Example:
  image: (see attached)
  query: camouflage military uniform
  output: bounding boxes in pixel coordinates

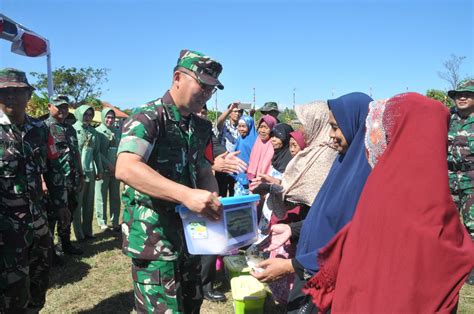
[118,91,213,313]
[0,110,66,311]
[44,114,82,244]
[448,110,474,233]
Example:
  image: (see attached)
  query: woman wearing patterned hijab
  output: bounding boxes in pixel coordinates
[304,93,474,313]
[263,101,338,304]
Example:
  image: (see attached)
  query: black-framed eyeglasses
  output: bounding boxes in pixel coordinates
[179,71,217,95]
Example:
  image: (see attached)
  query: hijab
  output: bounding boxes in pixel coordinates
[270,123,294,173]
[281,101,338,207]
[96,108,118,141]
[73,104,93,128]
[247,115,277,180]
[289,130,306,150]
[234,115,257,164]
[295,92,373,274]
[304,93,474,313]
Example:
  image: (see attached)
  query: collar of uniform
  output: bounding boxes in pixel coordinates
[453,111,474,123]
[46,114,60,125]
[0,108,11,125]
[0,109,39,133]
[160,90,183,123]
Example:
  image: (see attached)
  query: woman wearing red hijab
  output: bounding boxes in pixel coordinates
[304,93,474,313]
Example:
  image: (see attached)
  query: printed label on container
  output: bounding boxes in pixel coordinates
[188,221,208,239]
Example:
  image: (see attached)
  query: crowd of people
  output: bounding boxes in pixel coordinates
[1,47,474,314]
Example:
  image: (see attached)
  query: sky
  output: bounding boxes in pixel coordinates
[1,0,473,111]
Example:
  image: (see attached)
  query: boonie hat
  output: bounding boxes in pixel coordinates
[259,101,280,113]
[0,68,34,90]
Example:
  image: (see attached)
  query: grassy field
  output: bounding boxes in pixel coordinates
[42,216,474,313]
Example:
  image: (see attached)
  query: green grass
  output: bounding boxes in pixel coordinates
[41,213,474,313]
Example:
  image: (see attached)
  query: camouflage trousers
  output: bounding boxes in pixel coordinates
[450,172,474,233]
[0,210,52,312]
[48,190,78,242]
[131,254,203,314]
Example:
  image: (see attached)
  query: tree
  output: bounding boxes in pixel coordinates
[207,110,221,125]
[30,66,109,107]
[426,89,454,108]
[279,108,297,124]
[437,54,466,90]
[85,97,103,111]
[26,92,49,118]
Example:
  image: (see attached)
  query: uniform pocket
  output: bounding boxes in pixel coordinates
[131,259,176,286]
[0,156,18,178]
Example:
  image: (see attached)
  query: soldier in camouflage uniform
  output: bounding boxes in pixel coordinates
[0,68,67,312]
[95,108,121,231]
[447,80,474,236]
[72,105,103,241]
[44,95,84,256]
[115,49,223,313]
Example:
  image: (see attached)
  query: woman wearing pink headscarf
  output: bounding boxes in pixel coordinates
[247,115,277,180]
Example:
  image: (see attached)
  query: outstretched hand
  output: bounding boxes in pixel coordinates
[251,258,294,283]
[265,224,292,252]
[213,151,247,174]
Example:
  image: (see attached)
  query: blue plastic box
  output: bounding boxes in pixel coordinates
[177,194,260,255]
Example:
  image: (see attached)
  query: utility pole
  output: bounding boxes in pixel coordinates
[253,87,256,109]
[214,91,218,129]
[293,88,296,110]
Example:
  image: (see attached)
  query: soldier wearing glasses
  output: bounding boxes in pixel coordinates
[0,68,66,312]
[115,49,222,313]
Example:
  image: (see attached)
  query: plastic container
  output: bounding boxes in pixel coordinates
[177,194,260,255]
[224,255,251,280]
[231,275,266,314]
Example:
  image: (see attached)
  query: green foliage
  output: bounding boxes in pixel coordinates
[253,110,262,123]
[279,107,297,123]
[207,110,221,124]
[426,89,454,108]
[122,108,133,116]
[30,66,109,107]
[85,97,103,111]
[26,92,49,118]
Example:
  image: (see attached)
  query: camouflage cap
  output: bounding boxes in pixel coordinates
[259,101,280,113]
[0,68,34,90]
[176,49,224,90]
[448,79,474,99]
[49,94,70,107]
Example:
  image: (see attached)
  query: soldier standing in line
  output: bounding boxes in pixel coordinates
[115,49,223,313]
[95,108,121,231]
[447,79,474,285]
[0,68,67,311]
[44,95,84,257]
[448,80,474,235]
[72,105,103,241]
